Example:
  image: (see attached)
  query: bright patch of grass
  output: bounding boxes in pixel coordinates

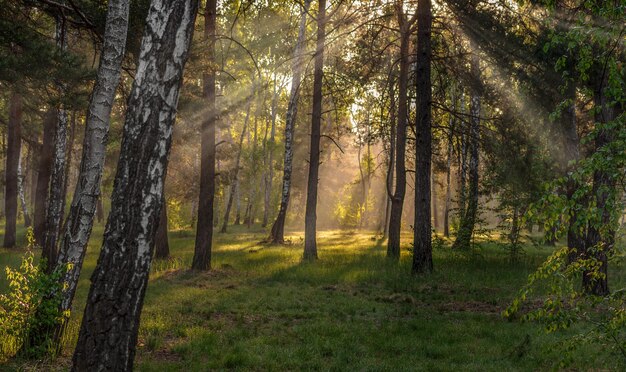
[0,224,624,370]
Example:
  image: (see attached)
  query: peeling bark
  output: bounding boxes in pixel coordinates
[54,0,131,335]
[71,0,200,370]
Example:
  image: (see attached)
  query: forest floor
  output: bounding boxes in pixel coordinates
[1,224,625,371]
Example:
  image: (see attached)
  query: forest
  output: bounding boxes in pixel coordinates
[0,0,624,370]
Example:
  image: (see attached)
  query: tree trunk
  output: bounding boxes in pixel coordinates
[412,0,433,274]
[18,151,31,227]
[269,0,312,244]
[387,5,411,260]
[444,85,456,238]
[42,15,70,273]
[72,1,198,370]
[221,88,253,233]
[303,0,326,260]
[192,0,217,270]
[155,197,170,260]
[451,52,480,251]
[96,196,104,223]
[263,74,279,228]
[4,93,22,248]
[34,109,56,246]
[383,71,396,240]
[53,0,130,345]
[59,111,77,234]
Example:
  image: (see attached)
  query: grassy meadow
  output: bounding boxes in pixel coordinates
[1,223,625,371]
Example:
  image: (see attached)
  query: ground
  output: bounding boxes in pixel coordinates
[1,224,624,370]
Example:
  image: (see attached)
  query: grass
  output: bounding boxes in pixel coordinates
[0,223,624,370]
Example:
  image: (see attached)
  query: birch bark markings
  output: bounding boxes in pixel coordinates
[269,0,312,244]
[72,0,198,369]
[4,93,22,248]
[55,0,130,319]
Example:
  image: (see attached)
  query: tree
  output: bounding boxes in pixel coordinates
[3,92,22,248]
[72,0,198,368]
[386,2,416,260]
[303,0,327,260]
[412,0,433,273]
[155,197,170,259]
[53,0,130,343]
[268,0,311,244]
[192,0,217,271]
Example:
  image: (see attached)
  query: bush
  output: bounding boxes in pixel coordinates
[0,228,69,360]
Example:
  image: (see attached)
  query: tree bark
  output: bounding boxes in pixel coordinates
[263,74,279,227]
[59,111,77,234]
[387,4,411,260]
[412,0,433,274]
[72,1,198,370]
[18,150,31,227]
[303,0,326,260]
[269,0,312,244]
[451,52,480,251]
[155,197,170,260]
[4,93,22,248]
[192,0,217,270]
[53,0,130,342]
[34,109,56,246]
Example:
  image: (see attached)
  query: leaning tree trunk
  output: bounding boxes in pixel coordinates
[451,52,481,251]
[303,0,326,260]
[42,15,70,273]
[4,92,22,248]
[221,89,254,233]
[154,197,170,259]
[72,1,198,370]
[269,0,312,244]
[263,75,279,227]
[34,109,56,246]
[412,0,433,274]
[192,0,217,270]
[387,5,411,260]
[53,0,130,345]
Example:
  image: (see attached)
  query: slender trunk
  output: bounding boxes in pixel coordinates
[269,0,312,244]
[72,1,198,369]
[263,75,279,227]
[412,0,433,274]
[383,72,396,239]
[444,86,456,238]
[18,151,31,227]
[59,111,77,233]
[451,52,480,251]
[221,89,253,233]
[303,0,326,260]
[34,109,56,245]
[53,0,130,340]
[155,197,170,259]
[96,197,104,223]
[192,0,217,270]
[387,6,410,260]
[4,93,22,248]
[431,169,438,233]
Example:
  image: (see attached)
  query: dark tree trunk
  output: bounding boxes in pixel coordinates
[34,109,56,246]
[192,0,217,270]
[71,1,198,370]
[387,5,412,260]
[383,72,396,240]
[269,0,312,244]
[303,0,326,260]
[451,52,481,251]
[155,197,170,259]
[412,0,433,274]
[582,85,619,296]
[59,111,77,234]
[4,93,22,248]
[443,85,456,238]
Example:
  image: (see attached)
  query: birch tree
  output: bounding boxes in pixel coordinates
[72,0,199,369]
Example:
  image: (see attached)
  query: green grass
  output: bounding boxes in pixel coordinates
[0,224,624,370]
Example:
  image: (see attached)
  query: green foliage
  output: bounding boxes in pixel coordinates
[0,228,69,360]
